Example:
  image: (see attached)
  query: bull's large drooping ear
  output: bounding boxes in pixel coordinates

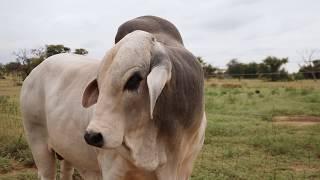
[147,42,172,119]
[82,79,99,108]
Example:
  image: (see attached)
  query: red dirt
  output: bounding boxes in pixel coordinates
[273,115,320,126]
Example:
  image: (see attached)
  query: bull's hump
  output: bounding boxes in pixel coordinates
[115,16,184,46]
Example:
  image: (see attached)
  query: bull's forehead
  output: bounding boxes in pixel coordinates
[98,31,154,91]
[114,31,154,67]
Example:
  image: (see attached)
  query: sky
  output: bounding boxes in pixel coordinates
[1,0,320,72]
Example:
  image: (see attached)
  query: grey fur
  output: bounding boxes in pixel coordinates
[115,16,204,137]
[115,16,184,46]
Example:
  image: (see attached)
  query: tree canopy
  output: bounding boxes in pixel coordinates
[197,56,218,78]
[46,45,71,57]
[2,45,89,80]
[74,48,88,55]
[226,56,289,81]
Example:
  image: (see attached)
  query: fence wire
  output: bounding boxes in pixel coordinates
[206,70,320,79]
[0,76,320,179]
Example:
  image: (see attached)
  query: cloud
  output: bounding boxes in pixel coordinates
[1,0,320,72]
[228,0,262,7]
[204,14,261,32]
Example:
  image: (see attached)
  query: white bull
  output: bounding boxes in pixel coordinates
[21,16,206,180]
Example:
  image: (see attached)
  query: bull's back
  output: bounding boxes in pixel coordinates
[21,53,99,125]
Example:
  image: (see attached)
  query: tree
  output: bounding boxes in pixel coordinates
[197,56,206,67]
[31,47,46,59]
[46,44,71,57]
[12,47,46,80]
[244,62,259,78]
[13,49,31,67]
[225,57,289,81]
[226,59,244,78]
[13,49,32,79]
[204,64,217,77]
[257,63,269,79]
[74,48,88,55]
[299,59,320,79]
[0,63,5,79]
[298,49,320,80]
[263,56,288,72]
[6,45,85,80]
[30,47,46,64]
[197,56,217,78]
[262,56,288,81]
[4,62,21,74]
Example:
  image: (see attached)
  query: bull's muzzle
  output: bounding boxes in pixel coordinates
[84,131,104,148]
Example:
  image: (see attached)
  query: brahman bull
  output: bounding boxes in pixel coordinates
[20,16,206,180]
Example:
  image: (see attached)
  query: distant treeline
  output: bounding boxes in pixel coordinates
[198,56,320,81]
[0,45,88,80]
[1,45,319,82]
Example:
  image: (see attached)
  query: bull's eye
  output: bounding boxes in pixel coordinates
[124,72,143,91]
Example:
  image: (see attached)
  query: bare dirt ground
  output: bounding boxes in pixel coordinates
[273,115,320,126]
[0,160,37,179]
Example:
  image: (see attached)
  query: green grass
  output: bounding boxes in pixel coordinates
[192,80,320,179]
[1,78,320,179]
[0,78,36,179]
[0,157,12,174]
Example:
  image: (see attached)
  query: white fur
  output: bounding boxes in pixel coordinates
[21,31,206,180]
[21,54,103,179]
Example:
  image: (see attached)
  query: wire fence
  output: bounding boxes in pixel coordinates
[205,71,320,80]
[0,76,320,178]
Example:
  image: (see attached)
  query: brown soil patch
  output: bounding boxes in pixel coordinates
[0,167,36,176]
[273,115,320,126]
[221,83,242,88]
[0,160,36,177]
[290,164,319,172]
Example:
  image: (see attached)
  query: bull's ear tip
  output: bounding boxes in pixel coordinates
[147,67,171,122]
[82,79,99,108]
[150,112,153,119]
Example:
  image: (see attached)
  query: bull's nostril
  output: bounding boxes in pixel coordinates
[84,131,104,148]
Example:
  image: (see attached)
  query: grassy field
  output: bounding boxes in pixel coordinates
[0,77,320,179]
[0,77,36,179]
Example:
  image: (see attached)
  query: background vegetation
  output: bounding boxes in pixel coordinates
[0,49,319,179]
[0,45,88,81]
[198,49,320,81]
[0,76,320,179]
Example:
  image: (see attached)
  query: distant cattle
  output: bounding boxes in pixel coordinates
[21,16,206,180]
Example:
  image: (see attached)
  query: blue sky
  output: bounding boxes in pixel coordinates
[1,0,320,72]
